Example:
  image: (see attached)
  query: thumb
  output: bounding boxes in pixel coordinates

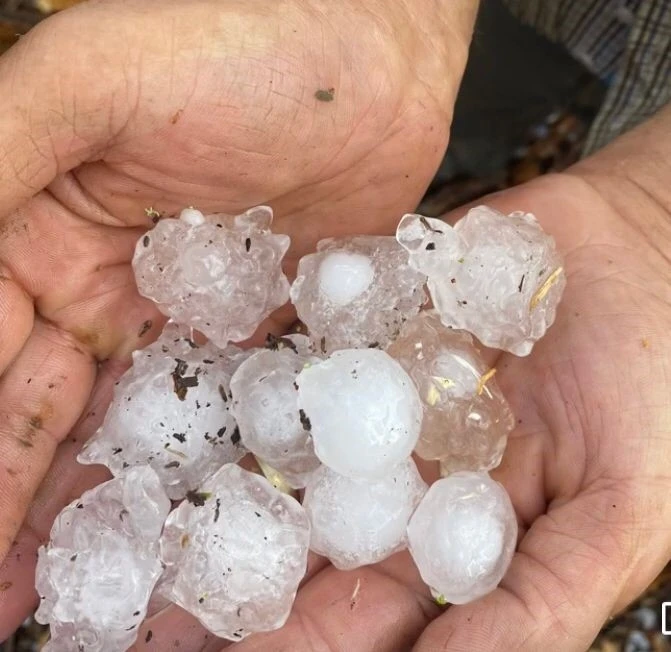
[0,2,135,218]
[413,488,658,652]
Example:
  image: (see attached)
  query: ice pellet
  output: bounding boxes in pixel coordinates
[290,236,427,353]
[407,471,517,604]
[78,323,250,500]
[296,349,423,479]
[230,334,321,488]
[158,464,310,641]
[133,206,290,347]
[387,310,514,471]
[397,207,566,355]
[35,467,170,652]
[303,459,427,569]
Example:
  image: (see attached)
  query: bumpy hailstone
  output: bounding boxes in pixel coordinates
[159,464,310,641]
[296,349,422,479]
[78,322,250,500]
[407,471,517,605]
[303,459,428,570]
[35,466,170,652]
[290,236,427,353]
[397,206,566,356]
[133,205,290,347]
[230,334,321,488]
[386,310,515,471]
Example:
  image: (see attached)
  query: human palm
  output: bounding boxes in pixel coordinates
[0,0,473,640]
[1,2,670,651]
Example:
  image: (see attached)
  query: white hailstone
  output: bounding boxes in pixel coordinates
[290,236,427,353]
[35,467,170,652]
[407,471,517,605]
[303,459,428,570]
[386,310,515,471]
[230,334,321,489]
[296,349,422,479]
[397,207,566,356]
[159,464,310,641]
[133,205,290,347]
[78,322,250,500]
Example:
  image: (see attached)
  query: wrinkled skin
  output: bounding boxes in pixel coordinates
[0,1,670,650]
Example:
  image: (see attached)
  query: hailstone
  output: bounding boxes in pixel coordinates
[133,205,290,347]
[386,310,515,471]
[35,467,170,652]
[78,322,250,499]
[303,459,427,570]
[296,349,423,479]
[230,334,321,488]
[397,206,566,355]
[407,471,517,604]
[290,236,427,353]
[158,464,310,641]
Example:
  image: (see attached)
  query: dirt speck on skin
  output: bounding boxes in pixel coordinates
[315,88,335,102]
[138,320,153,338]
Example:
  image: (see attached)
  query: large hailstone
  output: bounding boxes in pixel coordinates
[78,323,250,500]
[133,206,290,347]
[386,310,515,471]
[290,236,427,353]
[35,467,170,652]
[303,459,427,570]
[407,471,517,604]
[296,349,422,479]
[230,334,321,489]
[159,464,310,641]
[396,206,566,356]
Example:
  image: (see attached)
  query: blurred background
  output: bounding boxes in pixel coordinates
[0,1,669,650]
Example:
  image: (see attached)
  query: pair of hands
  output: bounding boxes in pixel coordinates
[0,1,669,650]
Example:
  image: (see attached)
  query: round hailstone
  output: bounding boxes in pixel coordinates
[78,322,251,500]
[303,459,428,570]
[35,467,170,652]
[407,471,517,604]
[386,310,515,471]
[133,205,290,347]
[397,207,566,356]
[158,464,310,641]
[296,349,422,479]
[290,236,427,353]
[318,251,375,306]
[230,334,321,488]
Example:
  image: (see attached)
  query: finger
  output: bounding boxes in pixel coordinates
[0,319,96,561]
[414,488,648,652]
[0,193,165,360]
[0,359,122,639]
[133,605,227,652]
[0,265,33,373]
[0,3,135,217]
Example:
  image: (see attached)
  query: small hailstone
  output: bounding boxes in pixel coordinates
[296,349,422,479]
[159,464,310,641]
[290,236,427,353]
[386,310,514,471]
[230,334,321,489]
[407,471,517,604]
[35,467,170,652]
[78,322,250,500]
[133,205,290,347]
[303,459,427,570]
[397,207,566,355]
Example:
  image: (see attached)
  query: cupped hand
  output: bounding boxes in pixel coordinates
[0,0,477,641]
[136,110,668,651]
